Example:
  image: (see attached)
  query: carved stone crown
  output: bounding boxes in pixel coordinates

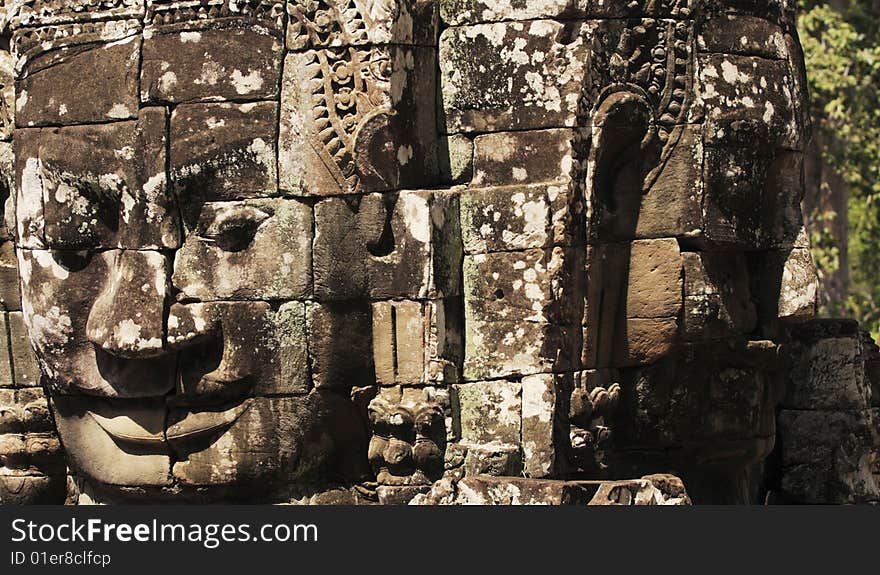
[147,0,285,28]
[5,0,144,29]
[4,0,288,30]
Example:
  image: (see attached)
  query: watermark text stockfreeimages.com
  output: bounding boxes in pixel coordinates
[10,518,318,549]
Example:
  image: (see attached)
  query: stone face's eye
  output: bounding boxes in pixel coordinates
[50,250,92,273]
[204,206,270,252]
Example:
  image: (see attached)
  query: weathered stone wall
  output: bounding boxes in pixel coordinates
[769,320,880,504]
[0,38,66,503]
[437,0,818,504]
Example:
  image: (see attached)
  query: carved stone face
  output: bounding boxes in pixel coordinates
[438,1,815,500]
[3,0,817,504]
[8,0,431,501]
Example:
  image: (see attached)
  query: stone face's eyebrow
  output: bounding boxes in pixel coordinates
[169,101,279,204]
[13,107,178,251]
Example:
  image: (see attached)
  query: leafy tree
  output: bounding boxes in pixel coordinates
[799,0,880,338]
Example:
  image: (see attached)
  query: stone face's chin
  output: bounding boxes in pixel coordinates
[50,392,354,497]
[51,395,175,489]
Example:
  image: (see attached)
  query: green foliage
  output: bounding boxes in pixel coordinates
[799,1,880,338]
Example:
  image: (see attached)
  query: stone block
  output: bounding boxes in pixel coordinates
[777,248,818,322]
[463,247,576,325]
[441,0,592,25]
[10,0,144,28]
[779,409,880,504]
[86,250,169,358]
[142,25,282,104]
[464,317,577,380]
[371,299,463,386]
[438,476,595,505]
[588,477,691,505]
[313,196,372,299]
[453,380,521,446]
[366,191,461,299]
[472,129,579,188]
[307,302,374,390]
[170,102,278,202]
[314,191,461,300]
[15,108,178,249]
[439,134,473,184]
[631,125,703,240]
[697,14,788,59]
[583,240,681,368]
[522,373,557,478]
[626,239,683,319]
[8,312,40,388]
[460,183,573,254]
[612,317,678,367]
[682,251,757,339]
[0,241,21,311]
[0,315,12,387]
[287,0,438,49]
[703,147,804,249]
[372,300,424,386]
[463,443,522,477]
[614,342,777,453]
[16,35,140,126]
[440,21,592,133]
[376,485,431,505]
[785,337,870,411]
[697,54,804,150]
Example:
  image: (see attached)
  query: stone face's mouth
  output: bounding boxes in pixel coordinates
[88,397,254,448]
[166,400,253,444]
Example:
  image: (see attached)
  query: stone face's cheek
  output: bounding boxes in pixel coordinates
[173,199,313,301]
[168,301,310,398]
[170,392,363,487]
[18,249,102,391]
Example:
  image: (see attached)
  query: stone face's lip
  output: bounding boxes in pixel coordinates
[88,410,164,446]
[88,398,253,447]
[166,399,253,443]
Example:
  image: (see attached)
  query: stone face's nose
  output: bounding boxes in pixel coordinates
[85,250,170,359]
